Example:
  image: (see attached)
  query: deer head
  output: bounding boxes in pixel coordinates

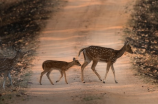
[125,41,133,54]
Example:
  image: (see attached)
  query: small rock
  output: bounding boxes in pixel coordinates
[27,81,33,84]
[16,94,21,97]
[134,73,137,76]
[12,89,17,92]
[149,74,153,77]
[21,92,27,95]
[103,93,106,95]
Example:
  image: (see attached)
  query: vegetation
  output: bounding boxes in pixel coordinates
[0,0,63,103]
[124,0,158,81]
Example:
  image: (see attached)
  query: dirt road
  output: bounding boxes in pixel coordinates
[15,0,158,104]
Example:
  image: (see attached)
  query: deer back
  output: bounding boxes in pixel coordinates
[85,46,118,62]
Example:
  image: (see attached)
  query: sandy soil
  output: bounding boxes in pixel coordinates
[14,0,158,104]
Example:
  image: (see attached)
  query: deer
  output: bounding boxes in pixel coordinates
[0,50,26,89]
[39,58,81,85]
[78,41,133,83]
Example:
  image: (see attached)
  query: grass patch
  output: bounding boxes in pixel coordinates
[82,95,102,102]
[0,0,67,103]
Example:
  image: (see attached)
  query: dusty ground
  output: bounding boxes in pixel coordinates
[13,0,158,104]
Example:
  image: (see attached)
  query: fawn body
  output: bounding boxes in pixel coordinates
[39,58,81,85]
[78,41,133,83]
[0,51,25,89]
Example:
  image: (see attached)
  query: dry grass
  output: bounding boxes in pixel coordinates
[124,0,158,82]
[0,0,67,103]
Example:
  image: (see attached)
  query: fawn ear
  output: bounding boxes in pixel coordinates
[73,57,76,61]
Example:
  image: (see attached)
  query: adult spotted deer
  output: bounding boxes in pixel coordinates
[39,58,81,85]
[0,51,26,89]
[78,41,133,83]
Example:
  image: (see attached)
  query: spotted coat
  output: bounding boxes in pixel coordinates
[85,46,118,63]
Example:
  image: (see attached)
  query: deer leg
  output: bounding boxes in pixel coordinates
[91,60,102,81]
[46,71,54,85]
[111,64,118,83]
[81,61,91,83]
[56,71,63,83]
[8,72,13,87]
[63,71,68,84]
[103,62,111,83]
[39,70,47,85]
[3,71,8,89]
[81,49,91,83]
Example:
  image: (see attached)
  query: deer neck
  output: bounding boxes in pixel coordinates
[66,61,74,70]
[13,53,19,60]
[116,44,126,58]
[13,52,21,62]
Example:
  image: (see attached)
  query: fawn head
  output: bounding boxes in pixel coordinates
[73,58,81,66]
[125,41,133,54]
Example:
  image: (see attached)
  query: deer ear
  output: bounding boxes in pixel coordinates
[125,41,129,45]
[73,58,76,61]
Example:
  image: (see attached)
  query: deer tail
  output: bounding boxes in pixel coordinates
[78,48,85,57]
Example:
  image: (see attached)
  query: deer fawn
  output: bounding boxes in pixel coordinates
[78,41,133,83]
[39,58,81,85]
[0,51,26,89]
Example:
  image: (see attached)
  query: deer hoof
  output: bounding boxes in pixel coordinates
[83,81,85,83]
[115,81,118,83]
[100,79,102,81]
[56,81,58,83]
[103,81,105,84]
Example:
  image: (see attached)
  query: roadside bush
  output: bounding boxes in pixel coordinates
[124,0,158,81]
[0,0,57,89]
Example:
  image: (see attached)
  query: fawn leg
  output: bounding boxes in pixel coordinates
[91,60,102,81]
[39,70,47,85]
[63,71,68,84]
[111,64,118,83]
[56,71,63,83]
[103,62,111,83]
[46,71,54,85]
